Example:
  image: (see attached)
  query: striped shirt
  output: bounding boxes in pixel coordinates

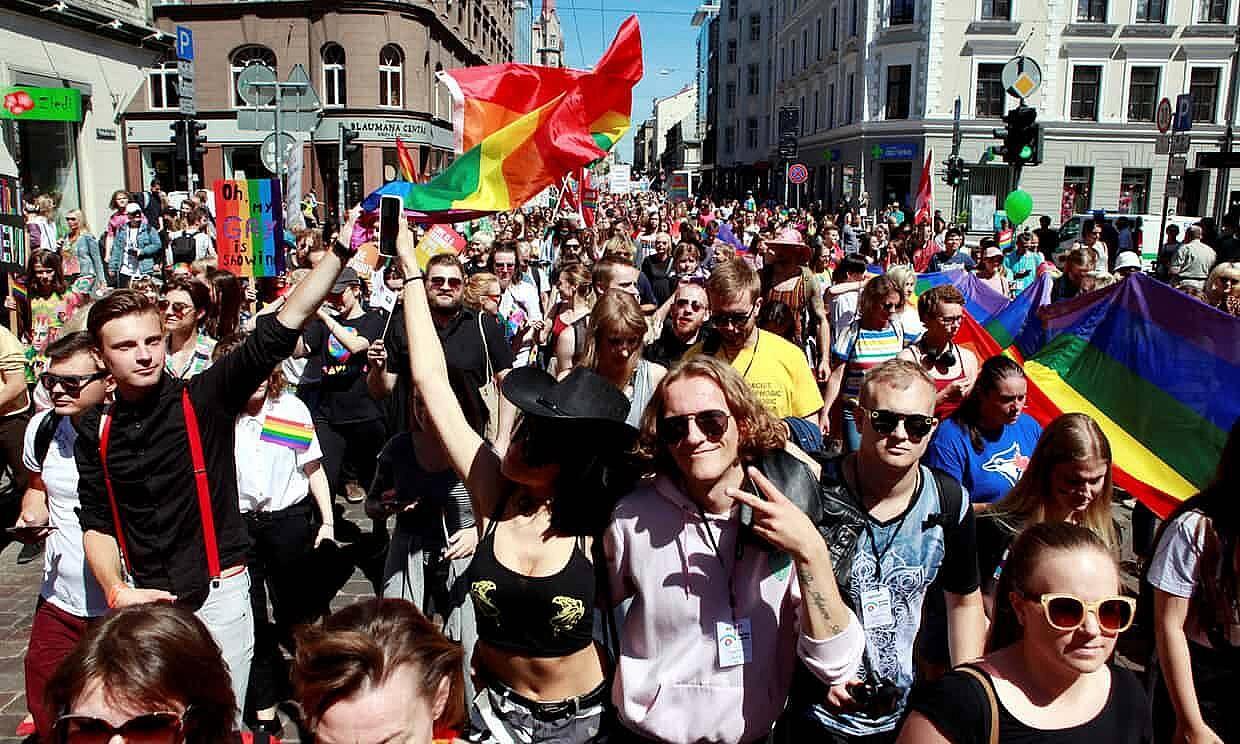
[832,323,907,404]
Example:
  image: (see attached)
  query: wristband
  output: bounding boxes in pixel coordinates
[403,275,425,288]
[332,239,356,260]
[107,583,125,609]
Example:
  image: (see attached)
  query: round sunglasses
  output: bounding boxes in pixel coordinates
[658,409,731,445]
[1023,592,1136,634]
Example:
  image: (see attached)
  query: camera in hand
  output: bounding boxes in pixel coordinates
[851,676,901,717]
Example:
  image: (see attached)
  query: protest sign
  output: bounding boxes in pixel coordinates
[415,224,466,269]
[213,179,285,278]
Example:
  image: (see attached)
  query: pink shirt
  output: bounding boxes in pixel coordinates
[605,474,865,744]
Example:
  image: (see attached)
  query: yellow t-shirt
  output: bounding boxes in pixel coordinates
[688,329,824,419]
[0,325,31,417]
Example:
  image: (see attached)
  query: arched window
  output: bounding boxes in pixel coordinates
[379,44,404,108]
[322,43,346,107]
[230,45,277,108]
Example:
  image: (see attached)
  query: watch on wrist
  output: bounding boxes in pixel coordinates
[332,238,356,260]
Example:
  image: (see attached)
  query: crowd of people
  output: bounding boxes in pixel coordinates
[0,182,1237,744]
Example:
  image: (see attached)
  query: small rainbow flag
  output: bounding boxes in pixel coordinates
[260,416,315,451]
[9,274,26,304]
[396,138,418,182]
[998,228,1014,253]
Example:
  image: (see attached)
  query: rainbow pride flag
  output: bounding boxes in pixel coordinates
[362,17,642,220]
[260,416,315,451]
[396,138,418,182]
[913,269,1010,324]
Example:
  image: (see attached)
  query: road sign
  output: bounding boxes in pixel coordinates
[1001,56,1042,99]
[1173,94,1193,132]
[239,109,318,132]
[175,25,193,61]
[1155,97,1172,133]
[177,59,195,116]
[787,163,808,184]
[1196,151,1240,169]
[237,64,276,106]
[1155,134,1170,154]
[1166,179,1183,198]
[260,132,299,174]
[279,65,320,112]
[1171,133,1191,154]
[1169,155,1187,179]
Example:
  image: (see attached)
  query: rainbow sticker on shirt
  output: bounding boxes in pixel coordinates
[327,328,356,363]
[259,416,315,451]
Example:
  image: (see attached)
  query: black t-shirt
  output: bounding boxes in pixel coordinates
[905,664,1152,744]
[302,310,386,424]
[641,254,674,305]
[975,512,1018,596]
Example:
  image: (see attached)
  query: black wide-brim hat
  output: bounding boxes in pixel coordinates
[502,366,638,446]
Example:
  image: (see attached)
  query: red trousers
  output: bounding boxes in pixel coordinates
[25,598,94,740]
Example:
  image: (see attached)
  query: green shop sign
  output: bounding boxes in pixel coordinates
[1,87,83,122]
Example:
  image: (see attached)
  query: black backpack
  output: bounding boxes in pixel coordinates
[169,230,200,265]
[33,412,63,467]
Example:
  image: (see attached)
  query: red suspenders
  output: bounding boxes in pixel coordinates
[98,388,222,580]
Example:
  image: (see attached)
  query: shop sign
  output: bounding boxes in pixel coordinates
[96,128,117,140]
[869,142,918,160]
[0,87,82,122]
[316,117,452,148]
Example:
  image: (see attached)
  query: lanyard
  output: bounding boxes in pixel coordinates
[851,459,921,583]
[696,504,740,618]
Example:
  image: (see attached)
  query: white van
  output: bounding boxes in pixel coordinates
[1055,212,1200,269]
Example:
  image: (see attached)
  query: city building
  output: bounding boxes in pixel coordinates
[531,0,563,68]
[633,118,654,174]
[650,83,698,184]
[1,0,169,230]
[513,0,534,64]
[121,0,511,216]
[768,0,1238,224]
[692,0,720,192]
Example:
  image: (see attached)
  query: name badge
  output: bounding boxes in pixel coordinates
[716,618,753,668]
[861,586,895,629]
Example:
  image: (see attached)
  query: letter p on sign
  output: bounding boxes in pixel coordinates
[176,26,194,61]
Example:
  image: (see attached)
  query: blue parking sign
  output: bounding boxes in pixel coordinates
[176,26,194,61]
[1173,93,1192,132]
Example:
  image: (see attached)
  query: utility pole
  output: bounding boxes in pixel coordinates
[1212,24,1240,222]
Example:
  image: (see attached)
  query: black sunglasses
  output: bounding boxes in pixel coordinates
[54,710,186,744]
[658,409,731,445]
[710,304,756,328]
[863,407,937,439]
[40,371,107,396]
[673,298,707,312]
[428,276,463,290]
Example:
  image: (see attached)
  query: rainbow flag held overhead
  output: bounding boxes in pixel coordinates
[396,138,418,182]
[982,272,1053,359]
[914,269,1010,325]
[362,17,642,221]
[260,416,315,451]
[997,229,1014,253]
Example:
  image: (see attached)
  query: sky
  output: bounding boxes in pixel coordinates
[543,0,704,163]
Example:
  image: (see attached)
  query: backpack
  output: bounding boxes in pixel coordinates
[169,231,200,265]
[33,412,63,467]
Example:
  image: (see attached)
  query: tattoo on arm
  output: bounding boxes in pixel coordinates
[799,566,845,636]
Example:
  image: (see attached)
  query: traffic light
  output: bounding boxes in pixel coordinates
[169,119,187,153]
[188,121,208,159]
[994,105,1042,167]
[942,155,965,187]
[338,126,360,162]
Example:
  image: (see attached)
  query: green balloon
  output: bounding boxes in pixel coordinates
[1004,189,1034,226]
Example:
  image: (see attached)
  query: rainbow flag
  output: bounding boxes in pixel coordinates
[396,138,418,182]
[958,275,1237,517]
[997,229,1014,253]
[260,416,315,451]
[362,17,642,220]
[212,179,285,278]
[9,273,26,304]
[913,269,1010,324]
[982,272,1053,359]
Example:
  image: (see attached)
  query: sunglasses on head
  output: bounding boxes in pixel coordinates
[54,710,186,744]
[1023,592,1136,634]
[863,408,937,439]
[40,371,107,396]
[158,299,193,316]
[673,298,706,312]
[428,276,463,290]
[658,409,731,445]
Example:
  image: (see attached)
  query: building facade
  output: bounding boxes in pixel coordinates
[651,84,698,181]
[122,0,510,217]
[633,118,653,174]
[766,0,1238,224]
[531,0,563,67]
[712,0,777,198]
[1,0,169,231]
[692,1,720,191]
[513,0,533,63]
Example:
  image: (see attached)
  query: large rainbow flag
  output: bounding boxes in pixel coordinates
[955,274,1237,517]
[914,269,1010,324]
[362,17,642,220]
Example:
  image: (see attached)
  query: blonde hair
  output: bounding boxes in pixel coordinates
[558,262,595,310]
[65,208,92,237]
[636,355,786,470]
[706,258,761,304]
[887,265,916,294]
[1063,246,1097,270]
[989,413,1118,549]
[580,290,646,372]
[462,272,499,312]
[1205,261,1240,305]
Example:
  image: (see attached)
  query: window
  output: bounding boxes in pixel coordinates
[747,64,760,95]
[975,63,1005,117]
[727,39,737,64]
[780,46,786,81]
[148,61,180,110]
[890,0,914,24]
[816,17,823,60]
[1126,66,1159,121]
[1135,0,1166,21]
[1200,0,1229,22]
[846,73,855,123]
[727,0,737,20]
[814,89,820,130]
[725,125,736,153]
[379,44,404,108]
[726,81,737,108]
[767,59,773,92]
[1070,65,1102,121]
[1076,0,1107,21]
[750,13,762,40]
[1063,167,1094,216]
[791,40,797,75]
[828,82,836,127]
[800,95,806,133]
[831,6,839,49]
[802,29,808,68]
[886,64,911,119]
[321,43,346,107]
[850,0,858,35]
[230,45,277,108]
[1189,68,1220,123]
[746,117,759,148]
[1119,169,1151,213]
[981,0,1011,19]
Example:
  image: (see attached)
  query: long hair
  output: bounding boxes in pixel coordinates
[636,355,786,474]
[205,270,243,340]
[580,290,646,374]
[952,355,1027,455]
[65,208,92,239]
[46,604,236,743]
[26,249,68,298]
[857,274,903,326]
[989,413,1117,548]
[987,521,1116,653]
[1147,417,1240,648]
